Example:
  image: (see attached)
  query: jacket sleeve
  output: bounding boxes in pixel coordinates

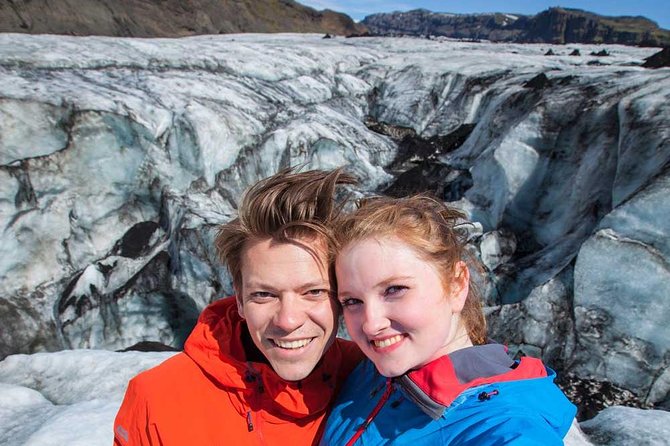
[113,377,162,446]
[452,414,568,445]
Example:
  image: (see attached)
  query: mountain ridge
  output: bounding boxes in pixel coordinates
[362,7,670,47]
[0,0,365,37]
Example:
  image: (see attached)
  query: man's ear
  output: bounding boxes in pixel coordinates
[450,261,470,313]
[234,285,245,319]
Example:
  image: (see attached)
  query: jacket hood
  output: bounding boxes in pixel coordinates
[184,296,348,419]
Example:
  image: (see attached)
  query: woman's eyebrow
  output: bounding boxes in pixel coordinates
[337,276,414,298]
[374,275,413,288]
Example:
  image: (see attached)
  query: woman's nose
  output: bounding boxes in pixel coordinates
[361,302,390,337]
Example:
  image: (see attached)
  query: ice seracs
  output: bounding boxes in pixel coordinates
[0,33,668,414]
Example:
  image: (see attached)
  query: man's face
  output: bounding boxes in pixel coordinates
[236,237,337,381]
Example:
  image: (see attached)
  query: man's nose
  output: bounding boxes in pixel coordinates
[274,295,307,332]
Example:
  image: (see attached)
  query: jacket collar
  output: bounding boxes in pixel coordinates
[396,345,548,420]
[184,296,343,419]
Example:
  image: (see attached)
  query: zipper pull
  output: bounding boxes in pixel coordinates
[478,389,499,401]
[246,410,254,432]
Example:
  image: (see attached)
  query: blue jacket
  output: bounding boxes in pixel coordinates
[322,345,576,445]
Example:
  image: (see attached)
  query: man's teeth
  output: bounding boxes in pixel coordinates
[372,335,404,348]
[274,338,312,349]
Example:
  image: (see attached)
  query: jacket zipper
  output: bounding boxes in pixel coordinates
[246,410,254,432]
[344,378,394,446]
[243,365,265,444]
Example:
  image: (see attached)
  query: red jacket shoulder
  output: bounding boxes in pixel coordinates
[127,352,200,395]
[333,338,364,379]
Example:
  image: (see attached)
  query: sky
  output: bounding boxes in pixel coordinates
[297,1,670,30]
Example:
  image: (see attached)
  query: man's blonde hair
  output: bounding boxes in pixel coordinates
[215,168,356,289]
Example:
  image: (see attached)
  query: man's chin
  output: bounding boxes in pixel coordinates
[268,359,317,381]
[262,334,337,381]
[265,354,321,381]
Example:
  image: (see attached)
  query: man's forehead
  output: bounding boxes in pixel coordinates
[245,235,328,254]
[240,236,329,272]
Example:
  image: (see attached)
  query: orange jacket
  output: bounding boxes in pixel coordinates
[113,297,362,445]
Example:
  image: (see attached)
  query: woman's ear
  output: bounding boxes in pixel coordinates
[450,261,470,313]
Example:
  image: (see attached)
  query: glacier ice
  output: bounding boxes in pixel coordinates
[1,33,669,410]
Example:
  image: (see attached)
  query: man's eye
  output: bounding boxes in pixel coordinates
[339,297,362,308]
[306,289,328,297]
[250,291,274,299]
[384,285,408,296]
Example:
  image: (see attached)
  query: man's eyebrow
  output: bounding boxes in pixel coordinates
[299,280,331,288]
[243,281,330,291]
[242,281,278,291]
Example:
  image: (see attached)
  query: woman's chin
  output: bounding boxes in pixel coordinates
[373,361,410,378]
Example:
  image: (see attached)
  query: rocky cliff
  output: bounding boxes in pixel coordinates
[0,0,364,37]
[362,7,670,47]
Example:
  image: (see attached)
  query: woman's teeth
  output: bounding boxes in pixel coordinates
[372,335,404,348]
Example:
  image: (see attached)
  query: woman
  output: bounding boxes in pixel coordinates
[322,196,576,445]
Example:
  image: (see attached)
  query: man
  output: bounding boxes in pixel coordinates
[113,168,363,445]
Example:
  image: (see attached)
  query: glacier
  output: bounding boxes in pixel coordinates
[1,32,669,432]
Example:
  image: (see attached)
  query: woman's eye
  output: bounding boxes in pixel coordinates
[306,289,329,297]
[384,285,407,296]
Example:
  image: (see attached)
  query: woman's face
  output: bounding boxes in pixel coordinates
[336,236,470,377]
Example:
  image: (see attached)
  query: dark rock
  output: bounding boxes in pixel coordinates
[364,117,475,171]
[555,373,653,421]
[643,47,670,68]
[361,7,670,46]
[117,341,179,352]
[384,161,473,200]
[520,7,669,46]
[443,170,474,202]
[569,49,581,56]
[638,38,664,48]
[345,31,374,38]
[590,49,610,56]
[366,116,476,200]
[364,116,416,141]
[544,49,556,56]
[115,221,160,259]
[322,33,332,39]
[362,9,527,42]
[524,73,551,89]
[5,164,37,208]
[0,293,61,361]
[399,125,474,167]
